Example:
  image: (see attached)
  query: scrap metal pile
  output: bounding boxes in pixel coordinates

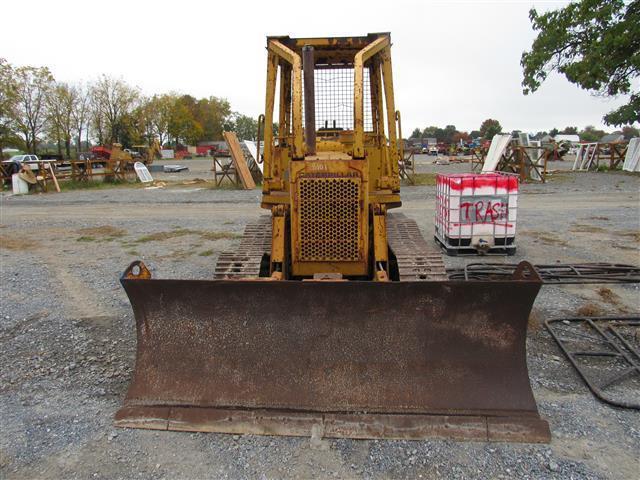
[546,316,639,409]
[447,263,640,284]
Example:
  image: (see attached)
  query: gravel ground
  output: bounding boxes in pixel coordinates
[0,161,639,479]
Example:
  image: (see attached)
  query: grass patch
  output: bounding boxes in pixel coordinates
[0,234,36,250]
[545,172,573,183]
[570,224,607,234]
[76,225,127,243]
[206,182,245,190]
[199,249,215,257]
[59,179,136,191]
[522,230,568,246]
[133,229,242,244]
[134,228,197,243]
[199,231,243,241]
[620,231,640,243]
[77,225,127,239]
[405,173,437,186]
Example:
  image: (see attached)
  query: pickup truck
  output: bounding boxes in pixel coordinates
[2,154,56,175]
[2,154,40,165]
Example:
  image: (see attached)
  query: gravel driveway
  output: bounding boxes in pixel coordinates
[1,164,638,479]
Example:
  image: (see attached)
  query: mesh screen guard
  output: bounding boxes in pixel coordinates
[301,68,373,132]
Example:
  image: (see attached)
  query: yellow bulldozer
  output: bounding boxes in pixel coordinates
[115,33,550,443]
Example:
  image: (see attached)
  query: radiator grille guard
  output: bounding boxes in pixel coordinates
[297,175,361,262]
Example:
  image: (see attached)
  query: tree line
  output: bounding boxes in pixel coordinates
[0,58,259,158]
[409,119,505,143]
[409,119,639,144]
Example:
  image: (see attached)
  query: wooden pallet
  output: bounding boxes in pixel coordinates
[223,131,256,190]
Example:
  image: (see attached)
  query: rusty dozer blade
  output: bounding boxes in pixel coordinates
[115,261,550,443]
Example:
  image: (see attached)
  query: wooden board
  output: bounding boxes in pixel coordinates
[223,131,256,190]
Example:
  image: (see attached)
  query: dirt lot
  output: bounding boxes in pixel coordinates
[1,158,639,479]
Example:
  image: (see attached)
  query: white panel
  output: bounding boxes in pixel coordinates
[623,138,640,172]
[481,134,512,172]
[134,162,154,183]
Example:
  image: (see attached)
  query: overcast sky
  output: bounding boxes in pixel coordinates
[3,0,635,134]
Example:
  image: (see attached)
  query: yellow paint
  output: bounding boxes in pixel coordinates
[260,34,402,280]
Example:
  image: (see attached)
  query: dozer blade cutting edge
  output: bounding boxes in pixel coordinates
[115,261,550,443]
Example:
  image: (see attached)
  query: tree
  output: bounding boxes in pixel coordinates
[452,131,471,144]
[47,82,76,158]
[0,59,19,155]
[561,126,578,135]
[231,113,258,141]
[144,94,175,146]
[422,126,439,139]
[441,125,457,144]
[409,128,422,139]
[522,0,640,126]
[470,130,481,139]
[11,65,54,154]
[549,128,559,137]
[621,125,639,139]
[168,96,202,145]
[90,75,139,144]
[72,84,91,153]
[196,96,231,141]
[579,125,606,142]
[479,119,502,140]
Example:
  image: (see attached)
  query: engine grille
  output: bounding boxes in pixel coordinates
[298,176,361,262]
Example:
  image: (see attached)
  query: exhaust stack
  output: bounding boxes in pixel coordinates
[303,45,316,156]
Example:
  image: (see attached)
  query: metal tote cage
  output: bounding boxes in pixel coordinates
[435,172,519,256]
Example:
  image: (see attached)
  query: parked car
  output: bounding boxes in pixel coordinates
[2,154,39,166]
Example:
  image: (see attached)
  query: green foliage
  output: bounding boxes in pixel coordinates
[47,83,76,158]
[0,59,18,153]
[622,125,639,139]
[164,94,232,146]
[168,98,201,145]
[409,173,437,186]
[0,58,244,152]
[522,0,640,126]
[59,179,133,191]
[229,113,258,141]
[479,119,502,140]
[197,96,231,141]
[409,128,422,138]
[421,125,457,143]
[579,125,606,142]
[90,75,140,144]
[10,65,55,154]
[561,126,579,134]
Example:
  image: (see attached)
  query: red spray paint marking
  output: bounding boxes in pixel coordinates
[451,223,514,228]
[460,200,509,223]
[437,173,519,193]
